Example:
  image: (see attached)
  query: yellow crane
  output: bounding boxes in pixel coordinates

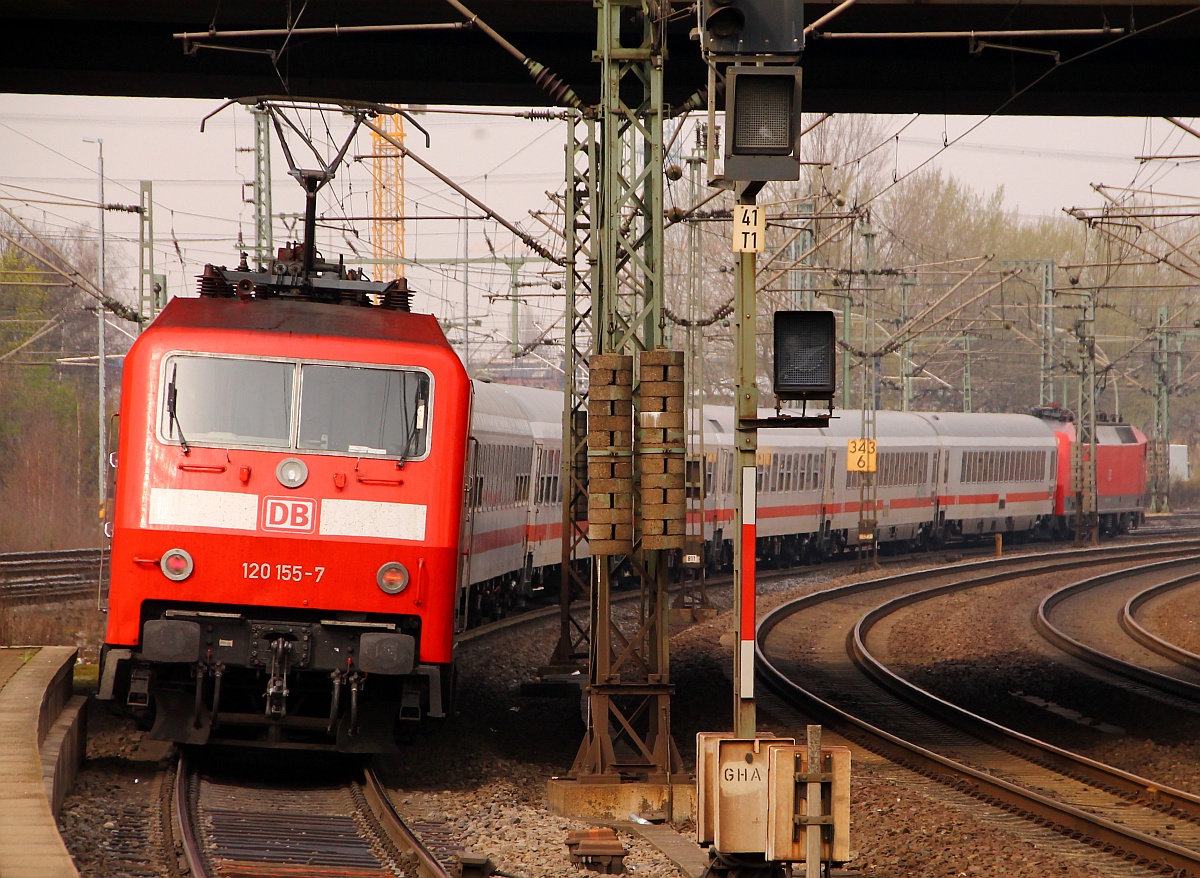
[370,112,406,275]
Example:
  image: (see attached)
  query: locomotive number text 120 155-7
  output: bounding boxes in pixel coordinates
[242,562,327,582]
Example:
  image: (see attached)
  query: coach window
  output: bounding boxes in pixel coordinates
[162,355,293,448]
[299,364,430,459]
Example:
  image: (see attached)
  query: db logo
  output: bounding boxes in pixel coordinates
[262,496,317,533]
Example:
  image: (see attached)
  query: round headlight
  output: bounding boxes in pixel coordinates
[376,562,410,594]
[276,457,309,488]
[160,548,194,582]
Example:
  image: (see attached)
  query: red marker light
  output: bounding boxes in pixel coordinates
[160,548,194,582]
[376,562,409,594]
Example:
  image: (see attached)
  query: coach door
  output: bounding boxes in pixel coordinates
[456,437,479,632]
[523,442,543,587]
[931,450,941,520]
[822,448,835,533]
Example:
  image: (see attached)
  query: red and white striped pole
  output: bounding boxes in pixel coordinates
[732,190,762,739]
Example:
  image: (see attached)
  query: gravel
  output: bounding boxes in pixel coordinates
[53,551,1190,877]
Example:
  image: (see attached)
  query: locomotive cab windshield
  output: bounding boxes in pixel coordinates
[160,354,432,459]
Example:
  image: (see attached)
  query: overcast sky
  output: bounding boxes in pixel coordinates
[2,93,1197,362]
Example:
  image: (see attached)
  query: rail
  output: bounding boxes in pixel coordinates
[175,750,454,878]
[1124,576,1200,673]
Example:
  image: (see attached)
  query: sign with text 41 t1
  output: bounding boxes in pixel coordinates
[732,204,766,253]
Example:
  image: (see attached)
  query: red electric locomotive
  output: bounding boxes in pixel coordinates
[1032,405,1148,536]
[99,257,471,751]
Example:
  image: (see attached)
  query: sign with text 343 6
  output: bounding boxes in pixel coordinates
[732,204,766,253]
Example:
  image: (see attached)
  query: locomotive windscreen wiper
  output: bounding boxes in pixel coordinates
[397,377,426,466]
[166,364,190,453]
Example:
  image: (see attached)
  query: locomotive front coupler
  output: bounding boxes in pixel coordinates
[265,636,293,719]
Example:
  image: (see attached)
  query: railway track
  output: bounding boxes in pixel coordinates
[758,539,1200,877]
[175,750,454,878]
[1037,556,1200,700]
[1125,576,1200,672]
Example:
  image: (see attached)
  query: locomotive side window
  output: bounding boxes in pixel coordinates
[299,364,430,458]
[161,355,293,447]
